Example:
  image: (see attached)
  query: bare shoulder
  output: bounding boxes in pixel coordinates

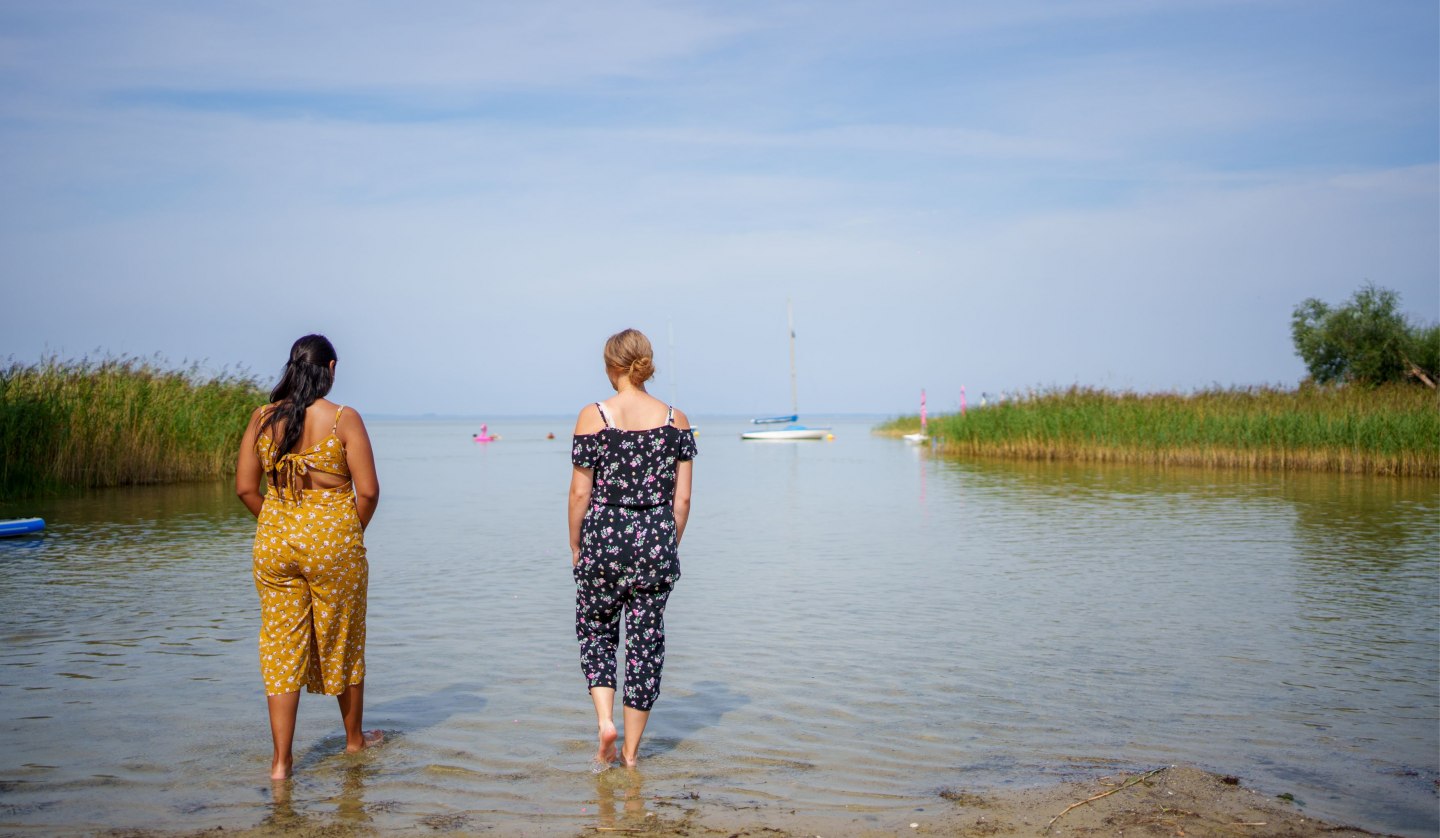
[574,403,606,436]
[249,403,274,430]
[670,407,692,430]
[338,404,366,424]
[326,406,365,450]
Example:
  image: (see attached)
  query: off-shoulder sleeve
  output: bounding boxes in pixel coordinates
[676,429,698,461]
[572,434,601,468]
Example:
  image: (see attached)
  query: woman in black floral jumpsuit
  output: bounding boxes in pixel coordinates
[569,328,696,770]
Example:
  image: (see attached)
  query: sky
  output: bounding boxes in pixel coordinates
[1,0,1436,417]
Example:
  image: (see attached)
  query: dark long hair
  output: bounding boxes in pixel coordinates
[259,334,337,485]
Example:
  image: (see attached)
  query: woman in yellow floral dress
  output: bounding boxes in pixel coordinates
[236,334,382,780]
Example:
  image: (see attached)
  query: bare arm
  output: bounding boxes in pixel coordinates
[569,405,606,566]
[339,408,380,530]
[673,460,692,545]
[569,466,593,566]
[671,407,693,544]
[235,407,266,517]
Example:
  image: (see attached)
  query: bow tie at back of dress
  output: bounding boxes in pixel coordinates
[257,405,352,501]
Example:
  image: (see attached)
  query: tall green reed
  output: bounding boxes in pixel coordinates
[0,356,266,499]
[877,385,1439,477]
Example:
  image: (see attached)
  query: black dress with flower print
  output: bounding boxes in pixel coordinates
[571,408,697,712]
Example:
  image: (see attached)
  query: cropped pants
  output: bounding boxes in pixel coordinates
[574,503,680,711]
[252,487,368,696]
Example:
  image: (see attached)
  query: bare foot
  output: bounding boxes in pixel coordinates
[620,747,639,769]
[596,720,618,766]
[270,758,293,780]
[345,729,384,753]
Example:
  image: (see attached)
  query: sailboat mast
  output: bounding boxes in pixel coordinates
[668,319,677,406]
[787,299,798,417]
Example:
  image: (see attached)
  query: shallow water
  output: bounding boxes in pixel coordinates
[1,417,1436,835]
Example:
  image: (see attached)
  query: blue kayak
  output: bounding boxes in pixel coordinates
[0,518,45,537]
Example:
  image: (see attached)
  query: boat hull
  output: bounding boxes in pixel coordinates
[741,427,831,441]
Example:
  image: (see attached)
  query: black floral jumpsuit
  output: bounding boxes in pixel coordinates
[572,404,697,711]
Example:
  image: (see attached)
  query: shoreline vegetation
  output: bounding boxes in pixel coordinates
[876,385,1439,478]
[0,357,265,500]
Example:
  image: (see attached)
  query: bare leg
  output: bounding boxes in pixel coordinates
[620,705,649,768]
[337,682,383,753]
[589,686,619,767]
[266,691,301,779]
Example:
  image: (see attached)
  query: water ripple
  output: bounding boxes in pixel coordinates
[0,421,1434,836]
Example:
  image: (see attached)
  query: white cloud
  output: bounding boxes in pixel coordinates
[2,1,749,92]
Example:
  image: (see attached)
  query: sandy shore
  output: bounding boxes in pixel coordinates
[147,765,1394,838]
[670,765,1393,838]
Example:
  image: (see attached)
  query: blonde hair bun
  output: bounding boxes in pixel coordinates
[604,329,657,386]
[627,355,655,385]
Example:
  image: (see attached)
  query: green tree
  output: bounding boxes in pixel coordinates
[1406,323,1440,387]
[1292,283,1437,387]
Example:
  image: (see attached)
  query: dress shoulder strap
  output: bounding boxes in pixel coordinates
[332,405,346,433]
[255,404,278,439]
[666,405,675,426]
[594,402,613,429]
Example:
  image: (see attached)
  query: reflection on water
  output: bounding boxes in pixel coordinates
[590,769,648,830]
[0,419,1435,836]
[264,762,373,831]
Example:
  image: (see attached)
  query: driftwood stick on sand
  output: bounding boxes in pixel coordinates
[1046,765,1172,830]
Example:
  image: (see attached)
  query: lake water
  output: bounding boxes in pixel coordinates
[1,417,1436,835]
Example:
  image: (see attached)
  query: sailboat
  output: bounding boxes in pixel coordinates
[902,389,928,443]
[742,300,832,441]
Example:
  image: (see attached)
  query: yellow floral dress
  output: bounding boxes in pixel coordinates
[252,405,368,696]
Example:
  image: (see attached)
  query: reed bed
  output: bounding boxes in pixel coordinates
[876,385,1440,477]
[0,357,265,499]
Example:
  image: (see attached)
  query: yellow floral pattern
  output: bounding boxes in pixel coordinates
[252,406,368,696]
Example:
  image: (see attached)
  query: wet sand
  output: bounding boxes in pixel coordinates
[149,765,1390,837]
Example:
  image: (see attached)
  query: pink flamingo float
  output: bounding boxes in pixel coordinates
[472,424,500,443]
